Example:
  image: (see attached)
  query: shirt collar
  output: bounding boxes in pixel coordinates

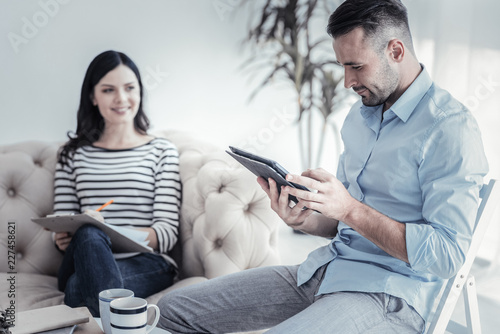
[390,64,432,122]
[360,64,433,123]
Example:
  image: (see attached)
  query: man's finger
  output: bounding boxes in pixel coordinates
[286,173,322,191]
[267,178,284,213]
[257,177,271,196]
[287,186,317,202]
[301,168,335,182]
[278,185,291,216]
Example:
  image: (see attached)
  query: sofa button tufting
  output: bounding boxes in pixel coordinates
[218,186,225,193]
[34,161,42,167]
[7,188,16,197]
[215,239,223,248]
[17,252,23,259]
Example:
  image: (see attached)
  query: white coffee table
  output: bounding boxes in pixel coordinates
[94,318,171,334]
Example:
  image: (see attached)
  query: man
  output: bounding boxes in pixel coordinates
[158,0,489,332]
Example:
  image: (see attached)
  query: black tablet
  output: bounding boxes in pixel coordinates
[226,146,310,203]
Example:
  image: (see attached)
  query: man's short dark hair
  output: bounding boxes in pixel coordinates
[327,0,415,56]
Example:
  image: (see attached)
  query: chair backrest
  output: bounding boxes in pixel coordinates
[426,179,500,333]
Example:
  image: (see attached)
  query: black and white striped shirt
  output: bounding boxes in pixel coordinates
[53,137,181,254]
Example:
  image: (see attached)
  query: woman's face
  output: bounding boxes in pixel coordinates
[92,64,141,127]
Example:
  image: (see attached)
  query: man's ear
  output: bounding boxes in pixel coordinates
[387,39,405,63]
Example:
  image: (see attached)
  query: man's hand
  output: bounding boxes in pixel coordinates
[285,168,356,222]
[257,176,314,227]
[285,168,408,263]
[257,174,339,237]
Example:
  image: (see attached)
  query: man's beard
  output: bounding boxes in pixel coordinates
[357,60,399,107]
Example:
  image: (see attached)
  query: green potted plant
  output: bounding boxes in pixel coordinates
[241,0,350,169]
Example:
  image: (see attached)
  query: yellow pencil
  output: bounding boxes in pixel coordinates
[96,200,114,212]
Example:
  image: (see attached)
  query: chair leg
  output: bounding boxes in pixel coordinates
[463,275,481,334]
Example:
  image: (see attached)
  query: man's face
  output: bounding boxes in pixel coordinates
[333,27,399,107]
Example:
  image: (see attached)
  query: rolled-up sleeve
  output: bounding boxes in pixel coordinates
[406,111,488,278]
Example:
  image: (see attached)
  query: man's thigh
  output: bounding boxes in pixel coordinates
[158,265,323,333]
[266,291,425,334]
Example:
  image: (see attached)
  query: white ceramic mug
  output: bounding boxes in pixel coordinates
[109,297,160,334]
[99,288,135,334]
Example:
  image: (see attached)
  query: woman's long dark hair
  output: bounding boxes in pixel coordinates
[58,50,150,166]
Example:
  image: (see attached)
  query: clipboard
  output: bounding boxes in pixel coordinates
[226,146,310,203]
[31,214,153,253]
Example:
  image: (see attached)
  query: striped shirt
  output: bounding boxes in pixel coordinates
[53,137,181,254]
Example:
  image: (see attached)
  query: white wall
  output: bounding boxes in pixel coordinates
[1,0,313,173]
[1,0,499,178]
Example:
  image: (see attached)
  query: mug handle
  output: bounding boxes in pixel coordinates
[146,304,160,333]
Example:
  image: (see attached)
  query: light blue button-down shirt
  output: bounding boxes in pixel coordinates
[297,67,489,323]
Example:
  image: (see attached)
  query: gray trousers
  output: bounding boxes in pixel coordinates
[157,265,425,334]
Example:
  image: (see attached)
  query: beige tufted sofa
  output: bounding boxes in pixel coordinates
[0,129,281,317]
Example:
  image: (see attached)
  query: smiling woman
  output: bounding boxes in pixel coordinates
[53,50,180,317]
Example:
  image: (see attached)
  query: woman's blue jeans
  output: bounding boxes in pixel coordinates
[58,224,176,316]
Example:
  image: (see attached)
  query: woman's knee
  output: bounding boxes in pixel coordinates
[73,224,107,243]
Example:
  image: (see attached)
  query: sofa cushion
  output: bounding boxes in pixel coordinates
[0,272,64,311]
[0,272,206,312]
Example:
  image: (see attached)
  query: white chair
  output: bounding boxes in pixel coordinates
[426,179,500,334]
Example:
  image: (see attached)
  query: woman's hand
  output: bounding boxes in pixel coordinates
[83,209,105,223]
[137,227,159,251]
[54,232,72,252]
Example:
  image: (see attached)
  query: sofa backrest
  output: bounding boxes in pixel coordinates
[155,130,282,279]
[0,130,281,279]
[0,140,63,276]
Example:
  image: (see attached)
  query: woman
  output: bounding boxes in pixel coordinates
[53,50,180,316]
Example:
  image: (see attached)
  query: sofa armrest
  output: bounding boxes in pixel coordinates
[156,130,281,279]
